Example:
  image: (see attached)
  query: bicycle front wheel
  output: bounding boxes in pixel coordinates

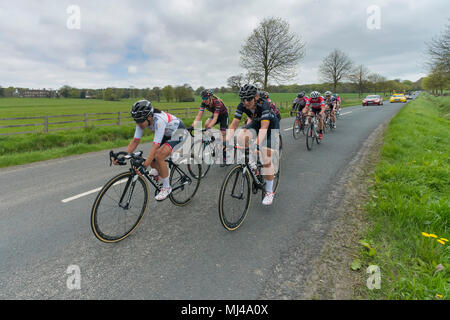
[218,165,252,231]
[306,123,315,150]
[91,171,149,243]
[293,117,302,140]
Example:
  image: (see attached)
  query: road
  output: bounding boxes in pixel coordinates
[0,98,412,299]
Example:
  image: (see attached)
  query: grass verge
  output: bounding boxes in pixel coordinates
[356,93,449,300]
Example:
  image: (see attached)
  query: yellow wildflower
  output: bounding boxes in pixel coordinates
[437,240,445,245]
[422,232,430,237]
[439,238,448,242]
[429,234,438,238]
[436,294,443,299]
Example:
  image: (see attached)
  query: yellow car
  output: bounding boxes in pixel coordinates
[390,94,407,103]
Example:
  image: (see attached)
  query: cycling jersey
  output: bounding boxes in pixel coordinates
[234,99,274,122]
[134,111,183,146]
[293,97,308,110]
[306,96,325,109]
[324,96,337,107]
[200,99,228,115]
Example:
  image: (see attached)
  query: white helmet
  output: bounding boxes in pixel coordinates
[325,91,332,97]
[310,91,320,99]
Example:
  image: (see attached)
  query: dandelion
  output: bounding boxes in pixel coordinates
[429,234,438,238]
[422,232,430,237]
[440,238,448,242]
[437,240,445,245]
[436,294,443,299]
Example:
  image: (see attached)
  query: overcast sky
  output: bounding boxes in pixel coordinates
[0,0,448,89]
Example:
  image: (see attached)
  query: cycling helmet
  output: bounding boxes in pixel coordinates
[310,91,320,99]
[259,91,269,99]
[239,84,258,100]
[325,91,332,97]
[201,89,213,100]
[131,100,153,122]
[297,92,305,98]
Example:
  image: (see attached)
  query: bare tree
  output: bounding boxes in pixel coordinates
[227,74,244,91]
[319,49,353,93]
[240,17,305,90]
[349,65,370,98]
[426,20,450,73]
[368,73,386,94]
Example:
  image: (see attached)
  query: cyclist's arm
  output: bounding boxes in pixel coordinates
[125,139,140,154]
[226,118,241,142]
[127,124,144,153]
[193,110,204,126]
[256,120,270,147]
[206,112,219,129]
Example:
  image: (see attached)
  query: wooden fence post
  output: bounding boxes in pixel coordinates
[186,108,189,119]
[85,114,89,127]
[44,116,48,133]
[117,112,121,126]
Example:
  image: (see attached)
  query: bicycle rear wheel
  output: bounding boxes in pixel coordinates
[91,171,149,243]
[169,159,202,206]
[218,165,252,231]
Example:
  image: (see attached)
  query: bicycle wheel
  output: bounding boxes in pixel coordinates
[306,123,315,150]
[169,160,202,206]
[293,117,302,140]
[187,141,211,179]
[218,165,252,231]
[91,171,149,243]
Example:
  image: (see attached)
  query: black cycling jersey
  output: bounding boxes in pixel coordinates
[234,99,274,122]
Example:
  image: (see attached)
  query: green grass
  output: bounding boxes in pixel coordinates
[358,93,449,300]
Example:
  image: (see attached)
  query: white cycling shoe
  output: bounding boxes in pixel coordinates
[262,192,275,206]
[155,187,172,201]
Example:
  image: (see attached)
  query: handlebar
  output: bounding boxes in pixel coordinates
[109,150,145,167]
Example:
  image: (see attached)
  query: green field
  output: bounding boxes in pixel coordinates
[0,92,372,167]
[358,93,449,300]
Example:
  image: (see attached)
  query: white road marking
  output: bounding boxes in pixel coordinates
[62,179,128,203]
[340,111,353,115]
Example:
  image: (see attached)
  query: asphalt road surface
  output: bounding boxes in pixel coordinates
[0,97,413,299]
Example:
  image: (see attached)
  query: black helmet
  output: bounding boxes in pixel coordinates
[297,92,305,98]
[131,100,153,122]
[259,91,269,99]
[201,89,213,100]
[239,84,258,100]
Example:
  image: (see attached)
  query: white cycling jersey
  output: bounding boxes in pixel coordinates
[134,112,181,145]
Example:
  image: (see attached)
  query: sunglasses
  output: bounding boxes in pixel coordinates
[202,96,209,101]
[134,118,147,124]
[241,98,254,102]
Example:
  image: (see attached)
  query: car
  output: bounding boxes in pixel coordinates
[390,94,407,103]
[362,95,383,106]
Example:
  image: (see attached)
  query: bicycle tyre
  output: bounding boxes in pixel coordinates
[91,171,149,243]
[306,123,314,150]
[218,165,252,231]
[169,162,202,206]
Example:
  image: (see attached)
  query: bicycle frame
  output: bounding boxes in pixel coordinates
[114,152,194,208]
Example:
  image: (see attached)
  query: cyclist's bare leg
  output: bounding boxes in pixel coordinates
[154,144,172,179]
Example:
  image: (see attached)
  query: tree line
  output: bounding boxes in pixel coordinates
[422,20,450,95]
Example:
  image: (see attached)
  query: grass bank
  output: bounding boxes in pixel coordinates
[356,93,449,299]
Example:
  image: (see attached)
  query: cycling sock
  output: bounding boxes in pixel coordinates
[265,179,273,193]
[161,177,170,189]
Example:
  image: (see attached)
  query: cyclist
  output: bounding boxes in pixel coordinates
[291,92,308,128]
[226,84,280,206]
[118,100,187,201]
[304,91,325,140]
[259,91,281,121]
[333,93,341,115]
[193,89,229,166]
[324,91,337,129]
